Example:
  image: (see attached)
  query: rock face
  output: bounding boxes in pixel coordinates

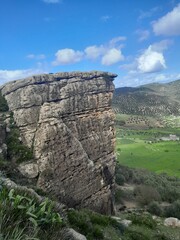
[1,71,117,214]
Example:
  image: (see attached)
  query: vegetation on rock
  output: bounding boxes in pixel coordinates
[0,91,8,112]
[6,113,33,164]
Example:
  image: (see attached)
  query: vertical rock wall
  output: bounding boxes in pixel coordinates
[1,71,117,214]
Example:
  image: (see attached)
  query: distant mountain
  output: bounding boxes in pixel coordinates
[113,80,180,116]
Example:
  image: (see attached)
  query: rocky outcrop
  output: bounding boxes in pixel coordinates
[59,228,87,240]
[1,71,117,214]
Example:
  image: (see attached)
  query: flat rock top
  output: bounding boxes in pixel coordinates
[1,71,117,95]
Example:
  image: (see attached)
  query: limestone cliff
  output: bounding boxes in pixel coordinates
[1,71,117,214]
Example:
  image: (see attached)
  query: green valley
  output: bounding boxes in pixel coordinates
[113,80,180,178]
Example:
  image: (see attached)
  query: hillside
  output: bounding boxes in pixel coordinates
[113,80,180,116]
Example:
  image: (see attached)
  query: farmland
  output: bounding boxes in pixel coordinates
[116,114,180,177]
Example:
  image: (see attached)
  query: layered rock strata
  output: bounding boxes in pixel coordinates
[1,71,117,214]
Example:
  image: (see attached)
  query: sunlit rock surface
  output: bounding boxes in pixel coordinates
[2,71,117,214]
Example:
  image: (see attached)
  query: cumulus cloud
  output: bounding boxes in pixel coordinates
[152,4,180,35]
[0,69,45,85]
[85,45,105,60]
[101,48,124,66]
[52,48,84,65]
[109,36,126,47]
[84,36,125,65]
[135,29,150,42]
[137,46,166,73]
[53,36,126,66]
[43,0,61,3]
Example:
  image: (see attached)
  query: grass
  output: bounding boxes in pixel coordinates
[121,223,180,240]
[116,114,180,177]
[67,209,124,240]
[0,186,63,240]
[116,139,180,177]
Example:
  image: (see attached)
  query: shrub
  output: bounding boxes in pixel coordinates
[68,209,104,239]
[153,232,171,240]
[134,185,161,206]
[115,164,180,203]
[67,209,124,240]
[115,164,133,184]
[123,229,150,240]
[0,158,8,171]
[147,201,162,216]
[116,174,125,185]
[0,187,63,239]
[128,213,157,229]
[6,114,33,164]
[115,189,123,204]
[164,200,180,219]
[0,92,9,112]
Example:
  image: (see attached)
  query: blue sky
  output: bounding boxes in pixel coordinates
[0,0,180,87]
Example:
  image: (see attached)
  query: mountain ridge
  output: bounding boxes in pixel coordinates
[113,79,180,116]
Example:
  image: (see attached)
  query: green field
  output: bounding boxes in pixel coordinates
[116,114,180,177]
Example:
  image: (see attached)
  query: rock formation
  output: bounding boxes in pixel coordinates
[1,71,117,214]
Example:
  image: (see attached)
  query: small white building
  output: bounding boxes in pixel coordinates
[169,134,179,141]
[160,134,179,141]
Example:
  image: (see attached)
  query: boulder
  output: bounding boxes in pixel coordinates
[121,219,132,227]
[60,228,87,240]
[18,162,39,178]
[164,217,180,227]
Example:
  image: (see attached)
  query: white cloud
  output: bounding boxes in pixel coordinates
[52,36,126,66]
[52,48,84,65]
[137,46,166,73]
[84,36,125,65]
[101,48,124,66]
[151,39,173,52]
[85,45,105,60]
[152,4,180,35]
[43,0,61,3]
[0,69,45,85]
[26,54,46,60]
[135,29,150,42]
[109,36,126,47]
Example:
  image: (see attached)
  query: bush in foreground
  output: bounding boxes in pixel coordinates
[0,187,63,239]
[67,209,124,240]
